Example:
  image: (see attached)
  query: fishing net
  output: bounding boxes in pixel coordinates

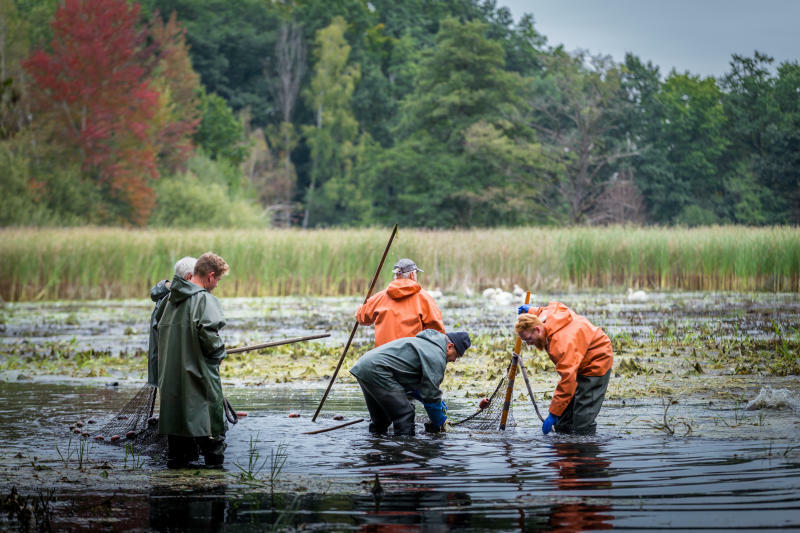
[69,384,238,457]
[451,363,516,431]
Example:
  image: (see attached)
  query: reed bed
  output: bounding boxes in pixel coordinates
[1,226,798,301]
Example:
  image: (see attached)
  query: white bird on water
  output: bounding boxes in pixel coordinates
[627,288,648,302]
[512,284,525,298]
[492,289,514,306]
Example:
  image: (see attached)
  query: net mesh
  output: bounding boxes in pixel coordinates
[91,384,167,455]
[451,366,516,431]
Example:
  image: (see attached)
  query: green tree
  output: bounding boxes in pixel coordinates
[528,51,636,224]
[721,53,800,223]
[193,91,247,166]
[301,16,361,227]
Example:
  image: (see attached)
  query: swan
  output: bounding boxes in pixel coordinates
[512,284,525,298]
[627,288,648,302]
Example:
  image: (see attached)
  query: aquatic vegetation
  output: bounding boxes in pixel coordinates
[2,226,799,301]
[649,397,693,437]
[123,443,145,470]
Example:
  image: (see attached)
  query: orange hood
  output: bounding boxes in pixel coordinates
[386,278,421,300]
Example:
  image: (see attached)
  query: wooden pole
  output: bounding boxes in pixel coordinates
[226,333,331,355]
[303,418,364,435]
[311,224,399,422]
[499,291,530,430]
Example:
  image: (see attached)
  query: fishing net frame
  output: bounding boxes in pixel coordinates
[451,291,546,431]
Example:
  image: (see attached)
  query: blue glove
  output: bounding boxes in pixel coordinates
[407,390,423,401]
[518,304,531,315]
[423,400,448,428]
[542,413,559,434]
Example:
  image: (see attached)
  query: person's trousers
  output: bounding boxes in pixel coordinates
[357,379,416,435]
[554,370,611,436]
[167,434,226,467]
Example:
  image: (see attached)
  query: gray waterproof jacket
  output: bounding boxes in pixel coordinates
[349,329,448,403]
[156,276,227,437]
[147,280,170,385]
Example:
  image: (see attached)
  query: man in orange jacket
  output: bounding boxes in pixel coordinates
[356,258,445,347]
[515,302,613,435]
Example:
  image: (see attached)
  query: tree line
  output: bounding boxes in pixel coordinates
[1,0,798,228]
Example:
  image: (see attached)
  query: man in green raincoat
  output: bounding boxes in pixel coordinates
[147,256,196,386]
[157,252,230,468]
[350,329,471,435]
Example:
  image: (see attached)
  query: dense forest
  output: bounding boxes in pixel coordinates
[1,0,798,228]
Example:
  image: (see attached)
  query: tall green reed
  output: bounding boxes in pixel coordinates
[1,225,798,301]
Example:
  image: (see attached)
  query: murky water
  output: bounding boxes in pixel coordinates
[1,380,799,531]
[1,292,799,531]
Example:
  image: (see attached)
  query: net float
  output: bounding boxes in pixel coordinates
[117,415,128,420]
[76,422,84,428]
[94,435,105,441]
[87,419,96,424]
[288,413,300,418]
[126,431,137,439]
[479,398,490,409]
[147,416,158,426]
[73,429,81,435]
[235,411,247,417]
[333,415,344,420]
[81,431,89,437]
[110,435,121,442]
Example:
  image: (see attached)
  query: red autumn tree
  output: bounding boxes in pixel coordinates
[148,10,202,174]
[23,0,159,225]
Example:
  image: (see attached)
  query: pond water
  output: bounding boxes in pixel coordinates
[1,379,799,531]
[1,291,799,531]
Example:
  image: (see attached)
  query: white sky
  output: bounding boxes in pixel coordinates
[500,0,800,78]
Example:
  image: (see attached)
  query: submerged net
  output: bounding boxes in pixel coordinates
[451,364,516,431]
[70,385,239,456]
[92,384,167,455]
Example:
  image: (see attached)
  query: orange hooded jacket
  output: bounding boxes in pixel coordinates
[526,302,613,416]
[356,278,445,347]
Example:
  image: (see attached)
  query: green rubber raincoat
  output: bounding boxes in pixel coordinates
[156,276,227,438]
[147,279,169,386]
[349,329,448,403]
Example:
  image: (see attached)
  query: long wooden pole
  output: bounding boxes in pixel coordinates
[499,291,530,430]
[303,418,364,435]
[311,224,399,422]
[226,333,331,355]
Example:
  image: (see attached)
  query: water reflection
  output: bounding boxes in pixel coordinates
[546,440,613,532]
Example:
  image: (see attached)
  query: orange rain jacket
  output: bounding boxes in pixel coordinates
[525,302,613,416]
[356,278,445,347]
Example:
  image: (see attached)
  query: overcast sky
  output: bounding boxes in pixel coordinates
[500,0,800,78]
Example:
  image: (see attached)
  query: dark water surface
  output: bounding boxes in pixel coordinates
[1,380,799,532]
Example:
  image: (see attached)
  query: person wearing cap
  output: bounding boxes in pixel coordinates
[349,329,472,435]
[515,302,613,436]
[356,258,445,347]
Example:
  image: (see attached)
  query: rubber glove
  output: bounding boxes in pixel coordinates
[542,413,559,435]
[406,390,423,401]
[517,304,531,315]
[423,400,447,429]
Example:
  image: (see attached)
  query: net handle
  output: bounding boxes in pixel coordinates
[499,291,530,430]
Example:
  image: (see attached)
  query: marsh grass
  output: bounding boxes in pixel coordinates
[1,226,798,300]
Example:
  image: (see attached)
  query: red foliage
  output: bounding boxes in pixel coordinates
[23,0,159,224]
[148,11,202,173]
